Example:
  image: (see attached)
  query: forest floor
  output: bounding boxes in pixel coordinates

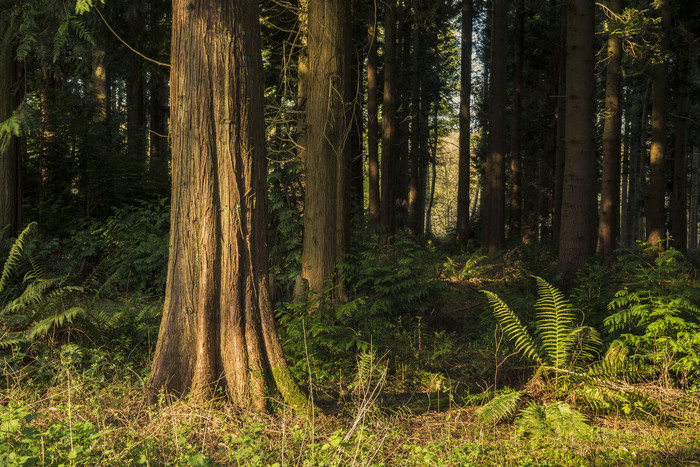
[2,241,700,465]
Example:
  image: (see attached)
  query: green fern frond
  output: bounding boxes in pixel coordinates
[475,389,526,424]
[568,325,602,368]
[0,335,29,349]
[0,222,36,294]
[482,290,543,365]
[533,276,577,369]
[516,401,592,441]
[26,306,86,339]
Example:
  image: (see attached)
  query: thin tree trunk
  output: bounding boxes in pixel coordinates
[302,0,352,296]
[456,0,472,244]
[127,56,145,172]
[0,39,21,238]
[481,0,507,254]
[689,148,698,253]
[148,0,305,411]
[425,104,438,238]
[559,0,596,275]
[367,0,380,220]
[408,0,422,235]
[646,0,670,248]
[670,45,689,250]
[509,0,524,241]
[148,71,170,197]
[620,96,631,246]
[380,0,397,231]
[552,0,567,244]
[597,0,623,259]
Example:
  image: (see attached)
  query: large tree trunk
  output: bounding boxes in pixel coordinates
[301,0,352,296]
[508,0,524,241]
[367,1,380,221]
[559,0,596,275]
[597,0,623,259]
[0,39,21,239]
[670,45,689,250]
[456,0,472,244]
[148,0,305,412]
[380,0,397,231]
[481,0,507,254]
[646,0,670,248]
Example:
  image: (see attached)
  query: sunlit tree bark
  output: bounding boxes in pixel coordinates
[646,0,670,248]
[148,0,305,411]
[301,0,352,295]
[367,1,380,220]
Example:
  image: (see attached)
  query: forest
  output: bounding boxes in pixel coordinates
[0,0,699,464]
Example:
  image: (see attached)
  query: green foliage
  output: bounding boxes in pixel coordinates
[0,223,86,349]
[515,401,592,443]
[482,276,601,372]
[71,200,170,295]
[604,245,700,386]
[344,233,442,317]
[278,233,444,382]
[475,388,526,424]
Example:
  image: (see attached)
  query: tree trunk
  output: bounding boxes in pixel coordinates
[481,0,506,254]
[148,71,170,197]
[559,0,596,275]
[380,0,397,231]
[508,0,524,241]
[552,0,567,244]
[620,97,631,246]
[301,0,352,296]
[147,0,305,412]
[349,18,364,219]
[407,0,422,236]
[646,0,670,248]
[689,148,698,253]
[127,56,146,172]
[0,39,21,239]
[425,105,438,237]
[456,0,472,244]
[670,45,689,250]
[367,1,380,220]
[597,0,623,259]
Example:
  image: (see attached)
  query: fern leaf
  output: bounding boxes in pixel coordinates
[26,306,85,339]
[475,389,525,424]
[533,276,576,369]
[0,222,36,294]
[482,290,543,365]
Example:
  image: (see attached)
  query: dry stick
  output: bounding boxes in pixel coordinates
[94,7,170,68]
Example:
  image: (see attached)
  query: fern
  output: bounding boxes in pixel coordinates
[475,389,526,424]
[515,401,592,442]
[0,223,36,294]
[482,290,543,365]
[533,276,577,369]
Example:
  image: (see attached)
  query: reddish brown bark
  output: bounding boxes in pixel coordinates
[148,0,305,411]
